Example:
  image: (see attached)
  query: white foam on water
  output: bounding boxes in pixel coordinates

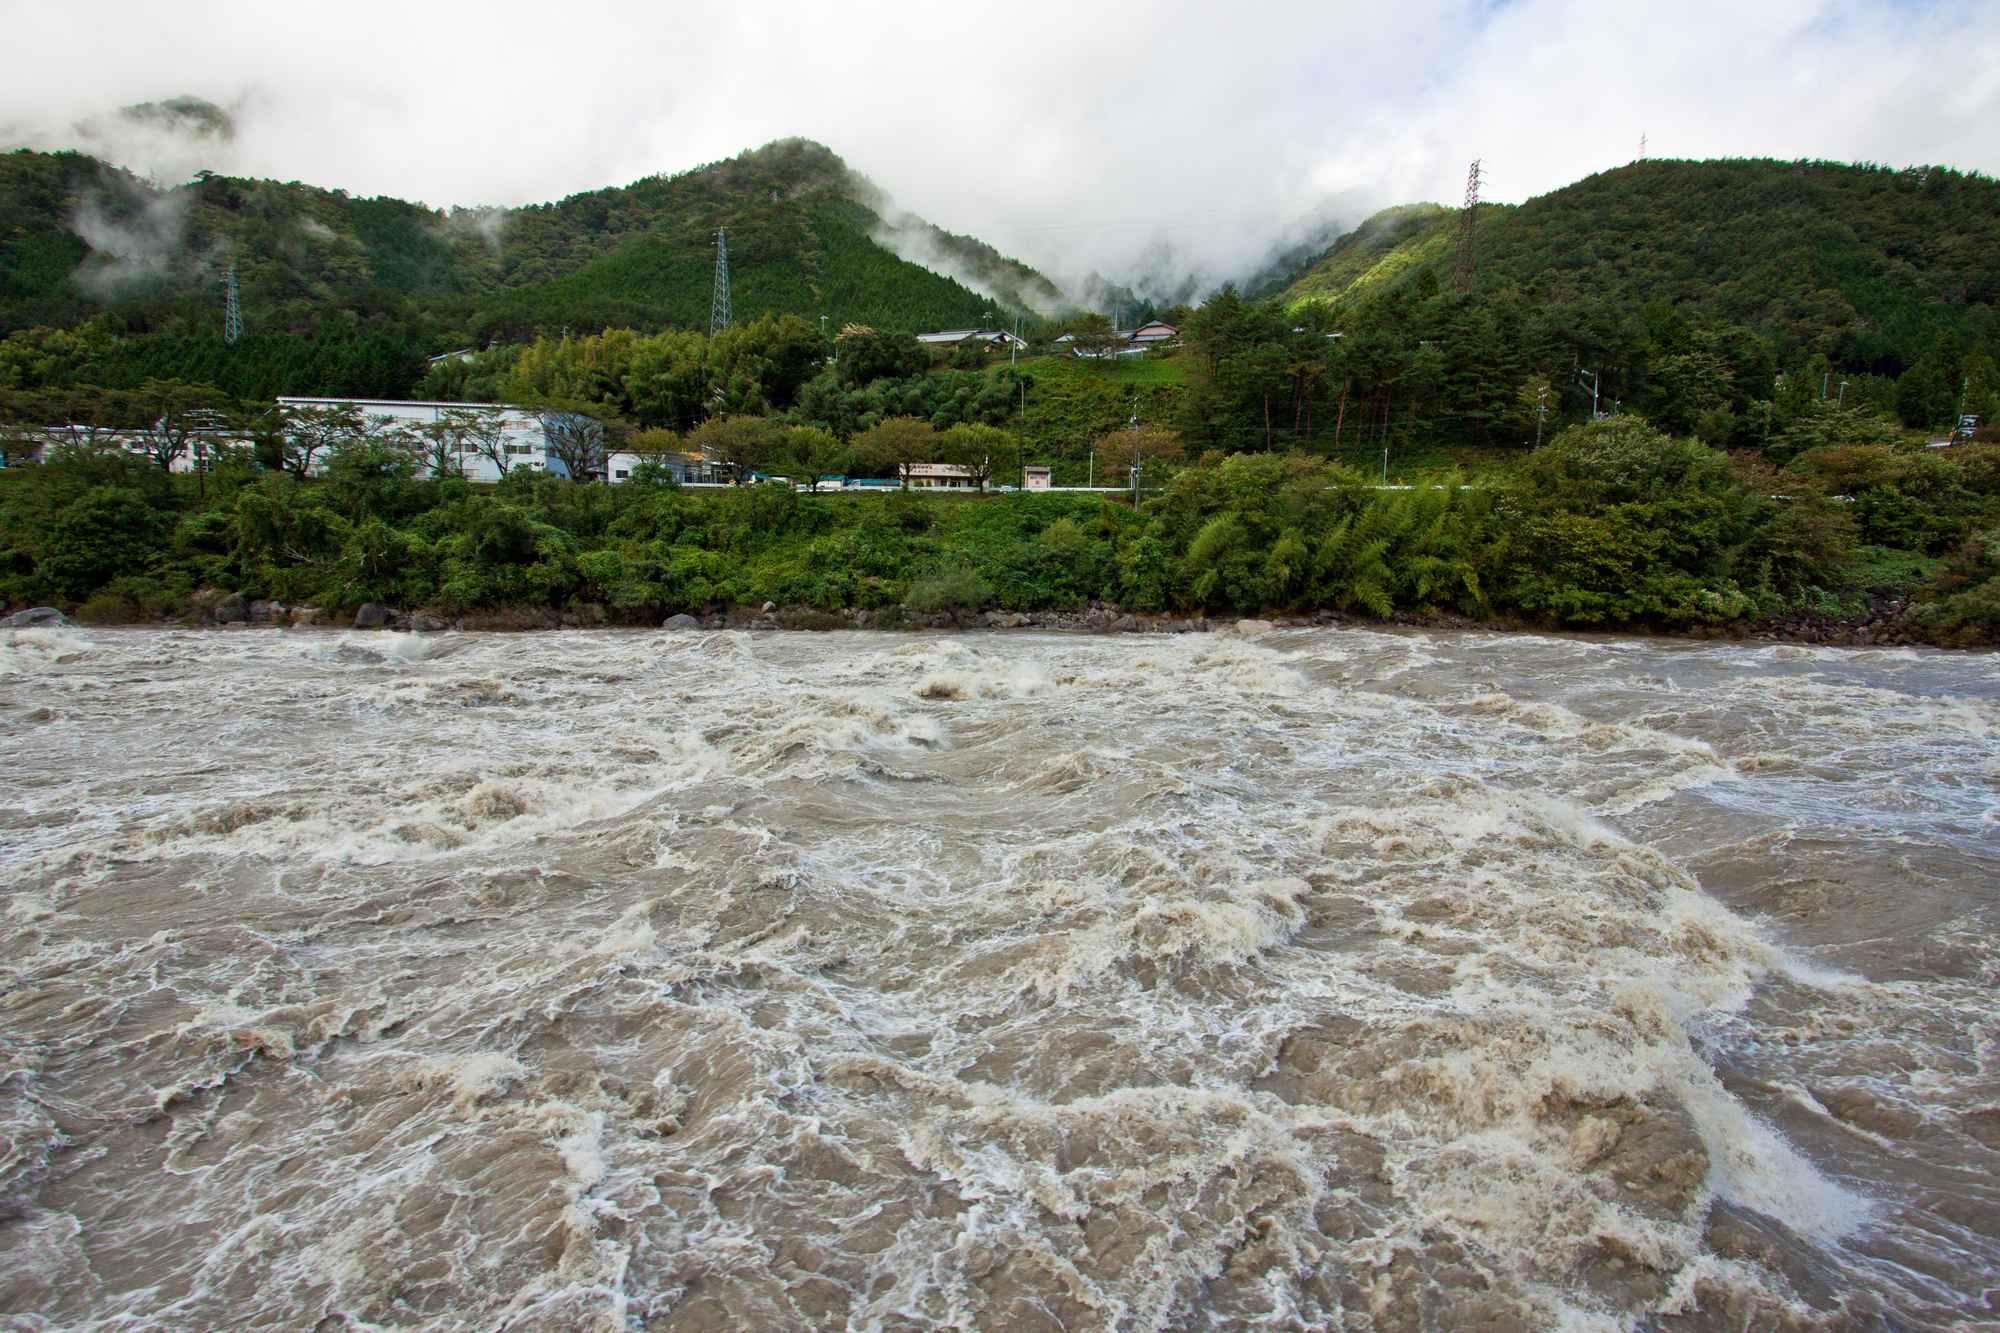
[1,626,1995,1330]
[0,626,99,674]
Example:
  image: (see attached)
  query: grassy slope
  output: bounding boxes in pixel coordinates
[1277,203,1458,306]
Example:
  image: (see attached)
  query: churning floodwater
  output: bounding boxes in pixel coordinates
[0,623,1996,1332]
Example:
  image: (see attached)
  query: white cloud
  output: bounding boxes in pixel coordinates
[4,0,1996,301]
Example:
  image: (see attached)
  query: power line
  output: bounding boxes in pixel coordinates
[223,261,242,345]
[1450,160,1481,294]
[710,228,731,337]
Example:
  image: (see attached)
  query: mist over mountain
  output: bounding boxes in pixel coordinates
[0,138,1089,398]
[5,124,1998,413]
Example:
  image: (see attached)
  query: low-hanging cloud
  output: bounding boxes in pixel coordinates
[69,174,190,297]
[5,0,1997,304]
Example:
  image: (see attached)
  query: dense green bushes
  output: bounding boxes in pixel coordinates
[13,416,2000,640]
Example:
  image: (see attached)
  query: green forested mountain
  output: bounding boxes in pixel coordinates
[1279,159,2000,378]
[0,139,1050,399]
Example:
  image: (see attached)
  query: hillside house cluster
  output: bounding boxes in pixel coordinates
[914,321,1180,361]
[914,329,1028,355]
[1052,320,1179,359]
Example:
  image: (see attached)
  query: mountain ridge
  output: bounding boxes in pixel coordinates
[0,138,1071,344]
[1273,158,2000,375]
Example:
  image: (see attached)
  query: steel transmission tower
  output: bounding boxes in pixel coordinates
[710,229,732,336]
[223,261,242,344]
[1450,160,1482,294]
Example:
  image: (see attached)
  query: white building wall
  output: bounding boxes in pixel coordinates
[275,397,548,481]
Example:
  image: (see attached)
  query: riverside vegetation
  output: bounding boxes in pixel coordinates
[6,407,2000,646]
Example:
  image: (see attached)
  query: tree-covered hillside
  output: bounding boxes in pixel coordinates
[1280,159,2000,381]
[0,139,1053,399]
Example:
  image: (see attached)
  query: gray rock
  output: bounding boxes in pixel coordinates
[290,606,321,626]
[213,604,248,624]
[248,599,283,622]
[353,603,392,629]
[853,610,874,628]
[410,613,449,633]
[662,613,702,631]
[7,607,66,628]
[760,601,777,613]
[1236,618,1274,636]
[1108,614,1138,632]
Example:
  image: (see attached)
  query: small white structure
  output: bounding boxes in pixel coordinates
[1023,465,1052,490]
[904,462,981,489]
[606,450,717,484]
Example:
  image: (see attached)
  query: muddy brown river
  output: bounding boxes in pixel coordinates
[0,624,1995,1331]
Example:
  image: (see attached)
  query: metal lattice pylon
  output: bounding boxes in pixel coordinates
[223,261,242,344]
[710,229,731,336]
[1450,160,1481,294]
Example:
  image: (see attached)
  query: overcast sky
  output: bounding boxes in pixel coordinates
[6,0,1997,298]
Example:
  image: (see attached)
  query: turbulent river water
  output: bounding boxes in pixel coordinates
[1,624,1996,1332]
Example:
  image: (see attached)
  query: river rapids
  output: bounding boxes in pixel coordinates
[1,624,1995,1331]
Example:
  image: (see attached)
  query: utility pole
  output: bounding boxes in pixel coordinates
[1450,159,1481,294]
[1129,395,1142,505]
[1535,383,1547,447]
[1821,371,1829,400]
[1838,380,1849,406]
[710,228,732,337]
[1577,367,1601,420]
[1018,380,1026,484]
[1012,313,1020,365]
[223,261,242,345]
[1638,133,1647,161]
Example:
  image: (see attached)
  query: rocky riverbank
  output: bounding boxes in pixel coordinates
[10,590,1961,650]
[1724,589,1925,646]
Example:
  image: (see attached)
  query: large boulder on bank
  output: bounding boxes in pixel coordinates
[1236,619,1273,636]
[353,603,392,629]
[662,613,702,631]
[7,607,66,629]
[410,612,449,633]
